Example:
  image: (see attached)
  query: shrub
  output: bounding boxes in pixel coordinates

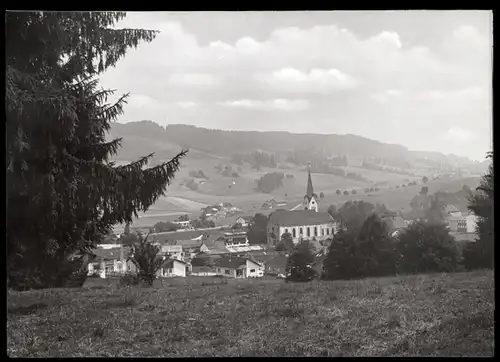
[343,190,349,195]
[336,189,341,195]
[127,233,164,286]
[119,272,140,287]
[395,221,462,274]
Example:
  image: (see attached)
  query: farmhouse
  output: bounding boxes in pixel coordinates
[447,213,478,233]
[236,216,253,227]
[87,246,133,278]
[445,204,463,218]
[158,258,188,277]
[214,256,264,278]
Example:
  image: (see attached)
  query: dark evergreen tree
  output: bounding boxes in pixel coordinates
[464,151,494,269]
[6,12,186,290]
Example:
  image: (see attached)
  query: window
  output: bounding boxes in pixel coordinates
[225,269,231,275]
[300,227,303,235]
[322,228,325,236]
[307,227,310,237]
[217,268,221,273]
[292,228,296,237]
[314,227,318,236]
[250,269,255,273]
[326,228,330,235]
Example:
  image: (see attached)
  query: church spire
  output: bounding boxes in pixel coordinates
[306,162,314,199]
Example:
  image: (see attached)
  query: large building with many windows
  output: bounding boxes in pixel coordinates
[266,166,337,245]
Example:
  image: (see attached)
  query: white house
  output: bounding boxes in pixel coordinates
[160,245,184,261]
[158,258,188,277]
[445,205,463,218]
[214,256,264,278]
[221,232,250,248]
[235,216,253,227]
[447,213,478,233]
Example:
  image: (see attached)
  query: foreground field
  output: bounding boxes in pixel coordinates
[7,270,494,357]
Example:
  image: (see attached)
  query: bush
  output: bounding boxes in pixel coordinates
[119,272,140,287]
[343,190,349,195]
[185,178,198,191]
[256,172,284,194]
[395,221,462,274]
[351,190,356,195]
[336,190,341,195]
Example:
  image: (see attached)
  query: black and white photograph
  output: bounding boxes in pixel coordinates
[6,10,494,357]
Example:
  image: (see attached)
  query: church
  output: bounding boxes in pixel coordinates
[266,165,337,245]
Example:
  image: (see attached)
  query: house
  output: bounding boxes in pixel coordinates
[447,213,477,233]
[222,232,249,248]
[215,256,264,278]
[160,245,184,261]
[267,210,337,245]
[191,266,217,276]
[236,216,253,227]
[385,216,408,237]
[445,205,463,218]
[157,258,188,277]
[87,246,131,278]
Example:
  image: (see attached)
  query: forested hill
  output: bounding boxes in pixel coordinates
[108,121,488,174]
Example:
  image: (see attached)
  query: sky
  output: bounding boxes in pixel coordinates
[99,11,493,161]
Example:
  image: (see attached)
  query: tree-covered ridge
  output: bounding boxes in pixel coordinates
[6,12,186,290]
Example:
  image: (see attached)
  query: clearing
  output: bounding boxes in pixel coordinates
[7,270,494,357]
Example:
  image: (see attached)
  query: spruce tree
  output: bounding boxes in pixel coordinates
[6,12,186,290]
[464,151,494,269]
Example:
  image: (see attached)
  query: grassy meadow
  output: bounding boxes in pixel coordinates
[7,270,494,357]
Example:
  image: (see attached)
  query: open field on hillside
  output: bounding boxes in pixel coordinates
[120,174,481,229]
[7,270,494,357]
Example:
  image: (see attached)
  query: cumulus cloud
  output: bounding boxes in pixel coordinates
[176,101,198,109]
[168,73,221,87]
[257,68,358,94]
[99,12,491,160]
[218,99,310,111]
[444,127,478,142]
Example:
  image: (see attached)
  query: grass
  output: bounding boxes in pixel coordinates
[7,270,494,357]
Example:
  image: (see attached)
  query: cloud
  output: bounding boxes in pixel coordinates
[444,127,478,142]
[176,101,198,109]
[218,99,310,111]
[98,13,491,160]
[168,73,221,87]
[257,68,358,94]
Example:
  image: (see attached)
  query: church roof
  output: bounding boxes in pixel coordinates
[268,210,334,227]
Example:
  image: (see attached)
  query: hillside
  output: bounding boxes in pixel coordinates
[7,271,494,357]
[106,121,484,227]
[109,121,488,175]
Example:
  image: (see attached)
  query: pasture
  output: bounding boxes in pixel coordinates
[7,270,494,357]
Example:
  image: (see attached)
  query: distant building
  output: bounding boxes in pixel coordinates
[158,258,188,277]
[214,256,264,278]
[302,163,319,212]
[236,216,253,227]
[267,210,336,245]
[445,205,463,218]
[447,213,478,233]
[266,167,336,245]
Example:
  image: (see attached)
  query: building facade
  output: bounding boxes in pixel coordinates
[266,165,336,245]
[214,256,264,278]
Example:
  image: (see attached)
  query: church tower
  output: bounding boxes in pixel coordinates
[303,163,319,212]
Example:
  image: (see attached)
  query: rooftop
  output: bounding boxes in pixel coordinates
[162,258,187,269]
[268,210,334,227]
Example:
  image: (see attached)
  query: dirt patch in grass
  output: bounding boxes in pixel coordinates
[7,271,494,357]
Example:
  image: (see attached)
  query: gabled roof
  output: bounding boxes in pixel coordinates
[445,205,461,213]
[268,210,334,227]
[171,239,204,249]
[237,216,254,222]
[92,247,125,261]
[215,256,257,269]
[161,258,187,268]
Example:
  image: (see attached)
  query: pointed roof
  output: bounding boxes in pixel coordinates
[306,163,314,199]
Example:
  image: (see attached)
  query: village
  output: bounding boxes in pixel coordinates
[89,167,479,280]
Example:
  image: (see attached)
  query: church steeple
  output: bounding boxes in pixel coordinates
[306,162,314,199]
